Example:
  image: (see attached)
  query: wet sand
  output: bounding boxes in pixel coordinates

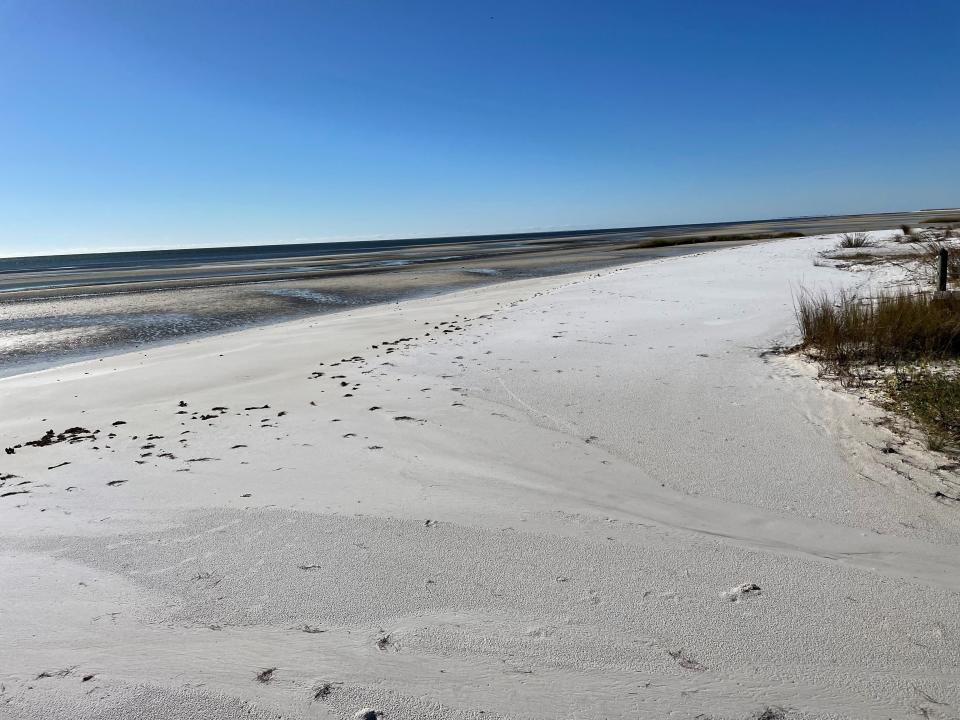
[0,239,753,376]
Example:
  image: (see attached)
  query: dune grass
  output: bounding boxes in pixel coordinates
[796,287,960,449]
[837,232,876,248]
[795,289,960,367]
[892,225,960,244]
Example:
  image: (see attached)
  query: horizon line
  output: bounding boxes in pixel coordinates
[2,206,957,261]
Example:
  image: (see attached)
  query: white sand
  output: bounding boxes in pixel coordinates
[1,234,959,720]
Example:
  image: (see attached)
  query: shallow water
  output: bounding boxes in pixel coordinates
[0,240,753,377]
[0,282,418,376]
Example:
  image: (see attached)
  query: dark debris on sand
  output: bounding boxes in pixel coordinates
[255,667,277,683]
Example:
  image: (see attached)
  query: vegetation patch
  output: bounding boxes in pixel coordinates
[795,285,960,452]
[635,231,803,250]
[885,366,960,451]
[795,289,960,368]
[837,232,876,248]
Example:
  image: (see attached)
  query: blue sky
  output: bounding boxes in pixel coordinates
[1,1,957,255]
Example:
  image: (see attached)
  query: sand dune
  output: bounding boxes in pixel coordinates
[1,234,958,719]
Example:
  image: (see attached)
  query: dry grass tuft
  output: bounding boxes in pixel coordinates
[795,289,960,368]
[838,232,876,248]
[796,285,960,451]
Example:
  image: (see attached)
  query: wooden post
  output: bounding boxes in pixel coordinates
[939,248,948,292]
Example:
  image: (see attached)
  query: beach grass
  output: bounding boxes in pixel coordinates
[796,288,960,366]
[837,232,876,248]
[796,286,960,449]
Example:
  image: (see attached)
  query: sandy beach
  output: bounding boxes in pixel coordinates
[2,234,959,719]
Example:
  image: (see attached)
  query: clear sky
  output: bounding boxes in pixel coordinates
[1,1,958,255]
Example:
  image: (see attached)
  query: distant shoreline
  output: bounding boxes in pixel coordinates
[0,208,954,380]
[2,207,955,266]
